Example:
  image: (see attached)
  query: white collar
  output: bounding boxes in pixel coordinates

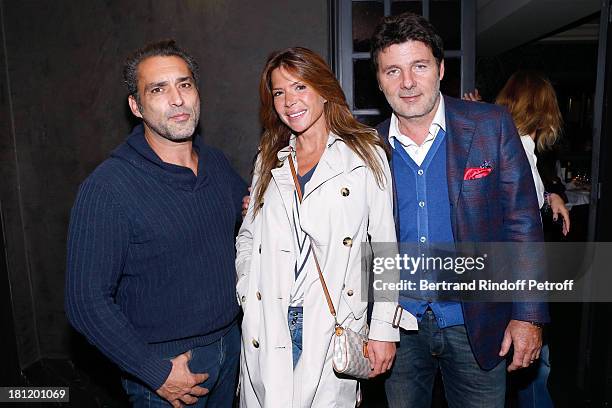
[520,134,536,153]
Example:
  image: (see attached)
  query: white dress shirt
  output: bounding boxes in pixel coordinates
[520,135,546,209]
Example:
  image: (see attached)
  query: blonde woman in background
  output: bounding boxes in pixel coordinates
[495,71,570,236]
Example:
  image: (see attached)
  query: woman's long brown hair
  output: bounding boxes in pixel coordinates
[253,47,388,215]
[495,70,563,152]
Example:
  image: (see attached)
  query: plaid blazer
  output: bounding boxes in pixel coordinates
[377,96,549,370]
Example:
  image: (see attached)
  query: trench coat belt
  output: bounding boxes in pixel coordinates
[391,305,418,331]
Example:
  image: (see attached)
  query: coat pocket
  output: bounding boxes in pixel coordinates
[339,286,367,323]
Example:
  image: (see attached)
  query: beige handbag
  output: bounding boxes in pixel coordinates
[288,155,372,380]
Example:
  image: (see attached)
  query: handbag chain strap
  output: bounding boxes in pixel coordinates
[287,153,338,325]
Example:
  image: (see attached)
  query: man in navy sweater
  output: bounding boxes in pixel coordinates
[65,40,246,407]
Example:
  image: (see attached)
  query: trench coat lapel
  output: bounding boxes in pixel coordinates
[302,135,345,201]
[270,144,300,300]
[270,145,295,224]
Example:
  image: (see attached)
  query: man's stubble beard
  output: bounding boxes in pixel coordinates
[139,101,201,143]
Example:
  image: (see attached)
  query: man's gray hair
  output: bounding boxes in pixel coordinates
[123,39,199,103]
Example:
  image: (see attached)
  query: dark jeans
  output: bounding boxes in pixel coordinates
[385,309,506,408]
[121,323,240,407]
[288,306,303,368]
[515,343,553,408]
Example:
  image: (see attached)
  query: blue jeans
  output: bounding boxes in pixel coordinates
[288,306,303,368]
[121,323,240,407]
[515,343,553,408]
[385,309,506,408]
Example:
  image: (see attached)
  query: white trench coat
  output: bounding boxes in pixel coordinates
[236,134,399,408]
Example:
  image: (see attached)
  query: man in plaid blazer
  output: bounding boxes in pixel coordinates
[371,13,548,408]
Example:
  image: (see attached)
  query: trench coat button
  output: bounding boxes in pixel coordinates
[252,339,260,348]
[347,289,354,296]
[256,291,262,300]
[341,187,350,197]
[259,244,262,254]
[241,295,246,303]
[343,237,353,247]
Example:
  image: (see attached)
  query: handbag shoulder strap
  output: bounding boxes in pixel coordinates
[287,154,337,322]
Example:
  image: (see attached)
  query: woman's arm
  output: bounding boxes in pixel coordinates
[235,157,262,303]
[546,192,570,236]
[366,146,400,341]
[365,146,400,376]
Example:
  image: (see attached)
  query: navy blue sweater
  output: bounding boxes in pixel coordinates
[65,125,246,390]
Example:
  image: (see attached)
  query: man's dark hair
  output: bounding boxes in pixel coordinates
[370,12,444,72]
[123,39,199,103]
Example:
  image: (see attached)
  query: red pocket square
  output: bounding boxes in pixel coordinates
[464,167,492,180]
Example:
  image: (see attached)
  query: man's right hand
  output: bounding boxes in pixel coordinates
[156,351,209,408]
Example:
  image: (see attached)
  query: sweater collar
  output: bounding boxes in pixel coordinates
[114,124,208,191]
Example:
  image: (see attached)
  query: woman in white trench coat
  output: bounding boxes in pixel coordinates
[236,47,400,407]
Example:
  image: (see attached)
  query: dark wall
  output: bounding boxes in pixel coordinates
[0,0,328,368]
[0,202,22,385]
[0,0,42,370]
[475,41,599,106]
